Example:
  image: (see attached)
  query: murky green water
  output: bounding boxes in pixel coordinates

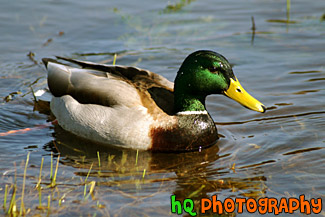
[0,0,324,216]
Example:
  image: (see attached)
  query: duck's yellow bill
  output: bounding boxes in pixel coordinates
[224,77,266,113]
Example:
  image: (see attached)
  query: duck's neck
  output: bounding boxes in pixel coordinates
[173,68,208,113]
[174,92,207,113]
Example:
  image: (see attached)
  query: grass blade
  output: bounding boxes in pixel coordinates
[20,152,30,216]
[3,184,8,211]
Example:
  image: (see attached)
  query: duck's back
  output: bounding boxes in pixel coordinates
[44,57,174,112]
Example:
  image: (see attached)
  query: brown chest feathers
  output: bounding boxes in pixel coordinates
[149,113,219,152]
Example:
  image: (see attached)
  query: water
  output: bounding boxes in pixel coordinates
[0,0,324,216]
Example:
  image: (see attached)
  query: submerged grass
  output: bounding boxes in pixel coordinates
[3,184,8,211]
[36,157,44,209]
[8,184,17,216]
[47,195,51,216]
[48,154,60,188]
[2,153,63,216]
[83,163,93,199]
[97,151,101,168]
[112,53,117,65]
[0,151,166,216]
[50,153,53,182]
[19,152,30,216]
[286,0,291,21]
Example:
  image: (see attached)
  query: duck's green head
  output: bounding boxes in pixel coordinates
[174,50,265,113]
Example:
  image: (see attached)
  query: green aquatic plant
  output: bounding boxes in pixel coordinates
[187,185,205,198]
[84,163,94,199]
[36,157,44,209]
[84,181,96,200]
[19,152,30,216]
[50,153,53,182]
[49,155,60,188]
[107,154,115,166]
[286,0,290,21]
[97,152,101,168]
[142,169,146,180]
[47,195,51,216]
[112,53,117,65]
[163,0,196,13]
[8,184,17,216]
[135,150,139,166]
[3,184,8,211]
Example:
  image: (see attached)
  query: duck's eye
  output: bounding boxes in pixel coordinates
[236,88,242,93]
[208,67,219,74]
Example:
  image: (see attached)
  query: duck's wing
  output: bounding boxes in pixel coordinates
[55,56,174,90]
[43,57,175,115]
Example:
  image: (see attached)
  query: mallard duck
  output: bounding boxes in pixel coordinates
[43,50,265,152]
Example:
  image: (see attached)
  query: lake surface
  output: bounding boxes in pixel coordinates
[0,0,324,216]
